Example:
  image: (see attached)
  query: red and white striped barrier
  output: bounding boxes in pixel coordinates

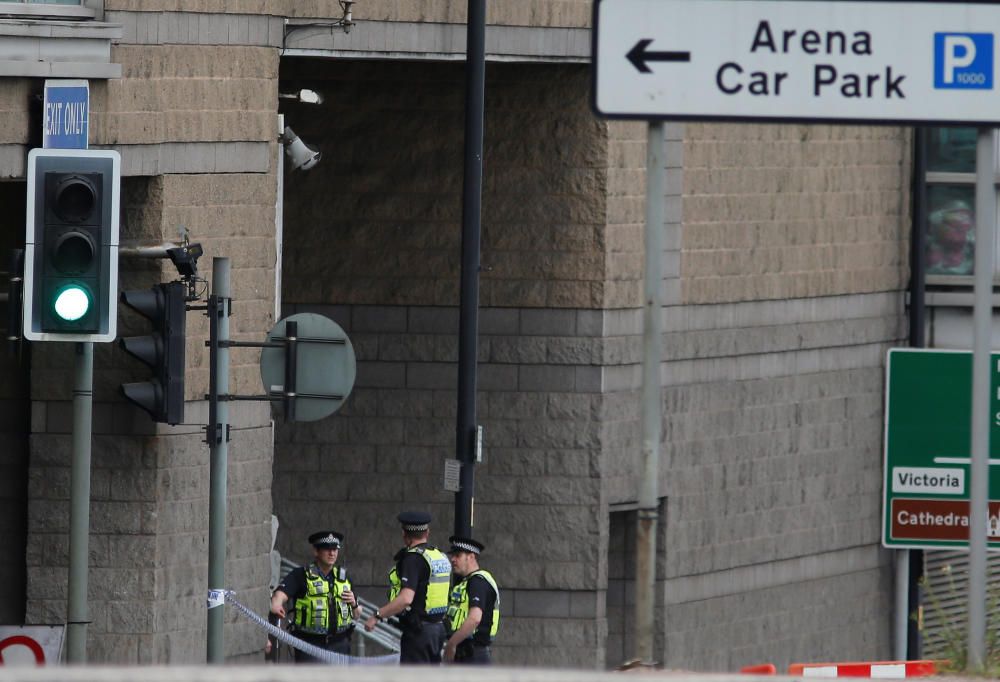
[788,660,940,678]
[740,663,777,674]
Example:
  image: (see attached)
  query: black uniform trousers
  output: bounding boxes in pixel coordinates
[455,640,492,664]
[292,631,351,663]
[400,620,446,664]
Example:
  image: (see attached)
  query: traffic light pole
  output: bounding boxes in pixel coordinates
[66,341,93,663]
[206,257,230,663]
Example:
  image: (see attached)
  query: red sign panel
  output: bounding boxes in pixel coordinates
[891,498,1000,542]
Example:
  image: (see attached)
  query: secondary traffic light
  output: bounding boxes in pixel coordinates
[22,148,120,342]
[119,281,187,425]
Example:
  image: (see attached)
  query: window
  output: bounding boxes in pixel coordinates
[924,127,1000,282]
[0,1,92,17]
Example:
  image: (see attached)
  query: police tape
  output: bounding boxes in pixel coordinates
[214,589,400,665]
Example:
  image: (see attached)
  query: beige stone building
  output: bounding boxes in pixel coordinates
[0,0,928,669]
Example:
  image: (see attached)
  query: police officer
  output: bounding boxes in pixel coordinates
[444,536,499,664]
[364,511,451,663]
[270,530,360,662]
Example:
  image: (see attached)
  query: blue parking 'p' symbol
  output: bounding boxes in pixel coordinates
[935,33,993,89]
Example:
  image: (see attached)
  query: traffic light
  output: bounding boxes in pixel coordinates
[22,148,120,342]
[119,281,187,424]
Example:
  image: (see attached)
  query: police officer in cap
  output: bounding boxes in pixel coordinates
[271,530,360,662]
[444,536,500,664]
[364,511,451,663]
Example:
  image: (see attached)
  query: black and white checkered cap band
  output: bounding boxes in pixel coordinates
[315,534,340,546]
[402,523,429,532]
[452,540,480,554]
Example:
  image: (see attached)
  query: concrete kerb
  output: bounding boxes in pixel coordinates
[0,670,810,682]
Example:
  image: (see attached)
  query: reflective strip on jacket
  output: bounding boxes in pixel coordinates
[447,569,500,640]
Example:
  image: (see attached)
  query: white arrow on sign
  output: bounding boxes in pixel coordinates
[593,0,1000,125]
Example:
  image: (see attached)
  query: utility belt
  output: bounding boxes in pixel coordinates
[399,611,444,633]
[292,623,354,642]
[328,625,355,642]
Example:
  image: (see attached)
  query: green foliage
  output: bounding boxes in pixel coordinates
[918,563,1000,674]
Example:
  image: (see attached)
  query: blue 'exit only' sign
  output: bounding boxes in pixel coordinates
[43,79,89,150]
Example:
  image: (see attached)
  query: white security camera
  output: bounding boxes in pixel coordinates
[279,89,323,105]
[281,126,321,171]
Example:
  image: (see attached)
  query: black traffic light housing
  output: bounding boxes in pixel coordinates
[120,281,187,424]
[23,148,120,342]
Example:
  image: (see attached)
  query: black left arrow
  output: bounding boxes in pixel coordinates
[626,39,691,73]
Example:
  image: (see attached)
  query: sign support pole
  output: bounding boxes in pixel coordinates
[635,121,665,665]
[207,257,230,663]
[58,79,93,665]
[66,341,93,663]
[967,127,995,669]
[893,551,908,659]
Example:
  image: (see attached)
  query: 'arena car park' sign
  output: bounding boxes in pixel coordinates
[593,0,1000,124]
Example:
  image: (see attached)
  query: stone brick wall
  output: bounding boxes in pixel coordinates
[280,59,605,310]
[0,79,33,147]
[92,46,276,147]
[682,124,910,304]
[666,563,892,671]
[103,0,592,28]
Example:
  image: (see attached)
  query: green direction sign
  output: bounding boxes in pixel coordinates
[883,348,1000,549]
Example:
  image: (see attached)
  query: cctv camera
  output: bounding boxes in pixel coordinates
[278,89,323,105]
[281,126,321,171]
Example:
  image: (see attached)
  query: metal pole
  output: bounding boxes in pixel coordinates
[894,551,908,660]
[284,320,298,422]
[968,127,995,670]
[905,126,929,662]
[207,257,231,663]
[454,0,486,539]
[7,249,23,356]
[66,341,94,663]
[636,121,665,665]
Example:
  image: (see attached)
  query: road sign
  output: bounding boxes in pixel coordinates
[0,626,64,665]
[593,0,1000,124]
[259,313,356,422]
[43,80,89,149]
[883,348,1000,549]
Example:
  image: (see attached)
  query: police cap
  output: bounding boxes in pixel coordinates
[397,511,432,532]
[449,535,484,555]
[309,530,343,548]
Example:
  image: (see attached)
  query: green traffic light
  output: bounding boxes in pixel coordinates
[53,284,91,322]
